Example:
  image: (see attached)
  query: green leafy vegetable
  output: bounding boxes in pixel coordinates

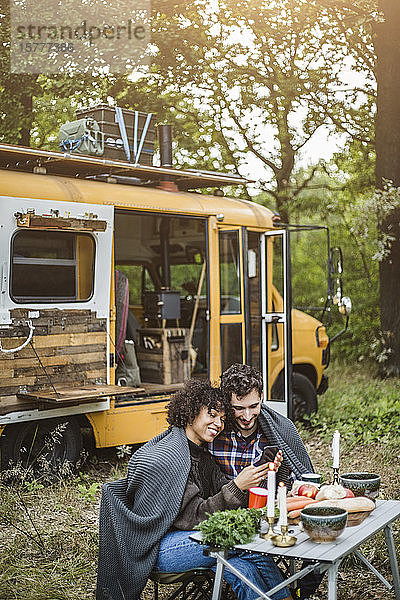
[195,508,262,549]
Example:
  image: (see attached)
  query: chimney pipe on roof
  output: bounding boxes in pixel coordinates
[158,124,177,191]
[159,124,173,167]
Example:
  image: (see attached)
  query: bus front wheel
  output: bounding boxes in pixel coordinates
[292,373,318,420]
[271,372,317,421]
[0,417,82,481]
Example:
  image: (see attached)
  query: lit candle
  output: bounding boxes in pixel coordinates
[267,462,276,518]
[332,430,340,469]
[278,481,287,526]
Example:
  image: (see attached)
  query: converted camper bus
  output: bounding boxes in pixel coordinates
[0,142,335,477]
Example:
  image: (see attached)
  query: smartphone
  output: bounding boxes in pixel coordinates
[254,446,279,467]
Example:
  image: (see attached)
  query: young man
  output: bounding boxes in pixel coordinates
[209,363,321,600]
[209,363,314,486]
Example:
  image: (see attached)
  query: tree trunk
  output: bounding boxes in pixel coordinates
[20,89,33,147]
[375,0,400,374]
[276,177,291,225]
[275,195,289,225]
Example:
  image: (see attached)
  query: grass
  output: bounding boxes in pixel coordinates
[0,360,399,600]
[0,458,125,600]
[297,361,400,599]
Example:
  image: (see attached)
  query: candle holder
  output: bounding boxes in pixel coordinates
[271,524,297,547]
[260,516,275,540]
[332,467,339,485]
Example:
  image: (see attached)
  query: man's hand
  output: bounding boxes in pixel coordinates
[234,462,271,490]
[274,450,283,471]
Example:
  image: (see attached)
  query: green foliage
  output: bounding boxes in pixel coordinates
[116,260,206,306]
[151,0,377,217]
[279,138,381,364]
[23,479,44,493]
[0,0,387,368]
[1,0,378,214]
[195,507,261,549]
[75,471,101,503]
[299,362,400,448]
[115,264,146,305]
[290,227,332,315]
[77,481,100,503]
[1,366,398,600]
[0,478,99,599]
[31,94,76,150]
[350,182,400,262]
[324,146,381,363]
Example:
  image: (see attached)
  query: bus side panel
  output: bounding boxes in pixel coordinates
[87,401,169,447]
[0,308,107,397]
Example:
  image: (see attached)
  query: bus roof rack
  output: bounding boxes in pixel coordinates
[0,143,251,190]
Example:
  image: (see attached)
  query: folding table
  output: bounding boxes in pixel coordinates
[190,499,400,600]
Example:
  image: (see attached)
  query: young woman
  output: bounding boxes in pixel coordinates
[96,379,292,600]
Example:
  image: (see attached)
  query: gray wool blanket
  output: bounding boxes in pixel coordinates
[96,427,191,600]
[259,405,314,481]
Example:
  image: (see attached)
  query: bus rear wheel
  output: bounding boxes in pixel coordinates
[0,417,82,482]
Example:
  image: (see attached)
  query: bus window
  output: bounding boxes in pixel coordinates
[247,231,261,370]
[219,230,241,314]
[11,230,95,302]
[115,264,156,306]
[247,231,279,372]
[221,323,243,371]
[170,262,206,300]
[143,267,156,294]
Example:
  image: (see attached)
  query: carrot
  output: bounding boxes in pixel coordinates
[288,509,303,519]
[286,496,306,504]
[285,497,319,511]
[286,496,318,505]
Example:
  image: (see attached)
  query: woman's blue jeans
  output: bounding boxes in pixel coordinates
[154,530,290,600]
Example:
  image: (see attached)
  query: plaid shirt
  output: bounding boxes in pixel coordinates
[208,428,271,479]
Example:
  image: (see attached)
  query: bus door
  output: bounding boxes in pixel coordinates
[209,224,246,380]
[261,230,293,418]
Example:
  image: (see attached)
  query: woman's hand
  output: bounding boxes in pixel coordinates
[234,462,271,491]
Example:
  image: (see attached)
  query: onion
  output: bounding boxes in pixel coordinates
[315,483,347,501]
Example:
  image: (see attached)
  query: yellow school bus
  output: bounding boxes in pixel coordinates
[0,143,333,475]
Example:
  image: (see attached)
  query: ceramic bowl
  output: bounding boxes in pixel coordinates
[300,506,348,543]
[301,473,322,485]
[339,472,381,500]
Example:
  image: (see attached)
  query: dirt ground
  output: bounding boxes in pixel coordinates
[1,400,399,600]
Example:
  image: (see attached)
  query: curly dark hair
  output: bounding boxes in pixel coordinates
[167,379,232,428]
[220,363,263,400]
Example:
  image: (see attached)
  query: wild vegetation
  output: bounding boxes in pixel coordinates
[0,362,399,600]
[1,0,396,368]
[0,1,400,598]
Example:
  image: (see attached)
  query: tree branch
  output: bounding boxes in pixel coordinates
[310,94,373,144]
[228,108,280,175]
[292,164,320,198]
[259,186,278,201]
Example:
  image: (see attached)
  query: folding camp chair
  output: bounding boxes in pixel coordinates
[150,569,214,600]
